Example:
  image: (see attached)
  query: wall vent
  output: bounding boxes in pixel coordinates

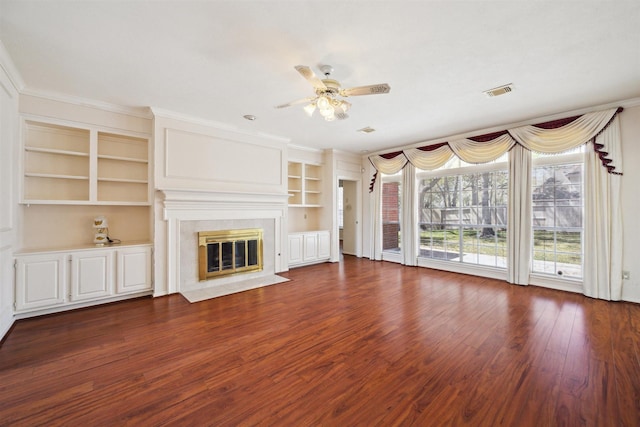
[357,127,376,134]
[484,84,513,97]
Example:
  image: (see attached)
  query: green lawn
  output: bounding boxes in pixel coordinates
[419,228,581,264]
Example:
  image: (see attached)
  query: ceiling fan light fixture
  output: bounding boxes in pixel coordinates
[303,103,316,117]
[276,65,390,122]
[317,95,330,110]
[319,107,335,119]
[318,95,336,120]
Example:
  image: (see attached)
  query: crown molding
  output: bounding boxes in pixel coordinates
[287,143,324,154]
[151,107,290,144]
[373,97,640,156]
[20,88,153,119]
[0,40,25,91]
[151,107,235,130]
[326,148,362,159]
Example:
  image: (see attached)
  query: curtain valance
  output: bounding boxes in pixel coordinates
[368,150,407,175]
[449,133,516,164]
[369,107,623,190]
[404,144,453,170]
[509,108,619,154]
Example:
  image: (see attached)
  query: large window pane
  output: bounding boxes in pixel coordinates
[418,167,508,268]
[531,160,583,279]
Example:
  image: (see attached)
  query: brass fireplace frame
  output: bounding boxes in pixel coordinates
[198,228,263,281]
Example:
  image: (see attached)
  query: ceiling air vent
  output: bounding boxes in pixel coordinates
[357,127,376,134]
[483,84,513,97]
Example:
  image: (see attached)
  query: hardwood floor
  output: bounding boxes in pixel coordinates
[1,256,639,426]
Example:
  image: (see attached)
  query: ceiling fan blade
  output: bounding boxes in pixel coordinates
[335,111,349,120]
[334,100,350,120]
[340,83,391,97]
[294,65,327,91]
[274,96,316,109]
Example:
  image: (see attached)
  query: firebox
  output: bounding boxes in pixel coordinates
[198,228,263,281]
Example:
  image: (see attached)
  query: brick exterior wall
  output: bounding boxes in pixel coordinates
[382,182,400,250]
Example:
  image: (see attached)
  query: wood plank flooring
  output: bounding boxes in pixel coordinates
[1,256,639,426]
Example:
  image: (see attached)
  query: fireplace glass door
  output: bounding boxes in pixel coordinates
[198,229,263,281]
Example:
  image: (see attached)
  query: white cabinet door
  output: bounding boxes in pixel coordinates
[318,231,330,259]
[70,250,114,301]
[288,231,330,267]
[117,246,152,294]
[303,233,318,261]
[15,253,66,311]
[288,234,304,265]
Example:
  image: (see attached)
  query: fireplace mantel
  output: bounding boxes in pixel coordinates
[155,189,289,296]
[162,189,289,213]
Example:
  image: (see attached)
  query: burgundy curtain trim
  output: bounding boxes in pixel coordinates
[380,150,404,159]
[592,107,624,175]
[369,171,378,192]
[468,130,509,142]
[416,142,449,151]
[533,115,581,129]
[593,140,622,175]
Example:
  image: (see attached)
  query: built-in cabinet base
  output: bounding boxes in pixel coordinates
[15,243,152,317]
[288,230,330,268]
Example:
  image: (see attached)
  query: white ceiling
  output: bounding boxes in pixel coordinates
[1,1,639,154]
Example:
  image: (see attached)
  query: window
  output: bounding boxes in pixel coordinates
[531,149,584,279]
[418,155,508,268]
[381,173,402,253]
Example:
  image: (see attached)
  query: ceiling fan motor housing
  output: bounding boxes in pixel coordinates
[318,79,341,95]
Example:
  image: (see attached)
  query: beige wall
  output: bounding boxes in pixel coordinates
[288,207,321,233]
[19,205,151,251]
[619,105,640,302]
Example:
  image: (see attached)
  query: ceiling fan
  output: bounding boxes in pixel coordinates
[275,65,391,121]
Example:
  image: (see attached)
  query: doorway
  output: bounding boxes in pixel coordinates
[339,179,360,257]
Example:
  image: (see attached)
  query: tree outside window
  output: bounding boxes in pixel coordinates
[419,168,508,267]
[531,157,583,279]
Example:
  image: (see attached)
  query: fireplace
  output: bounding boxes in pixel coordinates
[198,228,263,281]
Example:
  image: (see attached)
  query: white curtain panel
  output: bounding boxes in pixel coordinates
[402,164,418,266]
[584,116,623,300]
[403,145,454,170]
[509,108,619,153]
[507,144,532,285]
[369,153,407,174]
[449,133,515,163]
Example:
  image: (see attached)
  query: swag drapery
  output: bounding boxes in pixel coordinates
[369,107,624,300]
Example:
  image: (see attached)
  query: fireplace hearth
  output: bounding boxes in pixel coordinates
[198,228,263,281]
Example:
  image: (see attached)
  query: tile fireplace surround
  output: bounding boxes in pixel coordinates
[158,190,289,295]
[181,219,273,291]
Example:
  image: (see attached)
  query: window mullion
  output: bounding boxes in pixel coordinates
[458,176,463,261]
